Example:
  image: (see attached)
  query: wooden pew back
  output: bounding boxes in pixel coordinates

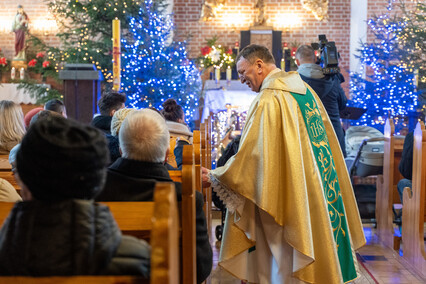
[0,154,21,193]
[375,118,405,250]
[167,144,197,284]
[200,117,212,238]
[401,121,426,278]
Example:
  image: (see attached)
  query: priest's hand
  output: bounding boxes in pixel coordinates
[202,167,211,188]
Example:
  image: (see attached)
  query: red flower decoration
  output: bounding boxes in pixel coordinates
[28,59,37,67]
[0,57,7,66]
[291,47,297,57]
[201,46,212,56]
[36,52,45,58]
[42,61,50,68]
[226,48,233,55]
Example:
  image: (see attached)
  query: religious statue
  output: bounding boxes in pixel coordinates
[200,0,226,22]
[301,0,329,21]
[254,0,267,26]
[12,5,29,61]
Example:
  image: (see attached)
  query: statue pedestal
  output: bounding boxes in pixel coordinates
[11,60,27,71]
[250,26,274,53]
[240,26,282,69]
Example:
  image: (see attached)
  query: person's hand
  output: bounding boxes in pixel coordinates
[202,167,211,188]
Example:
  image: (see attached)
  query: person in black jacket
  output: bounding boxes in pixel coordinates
[91,91,126,134]
[0,116,150,277]
[296,45,347,157]
[96,109,212,284]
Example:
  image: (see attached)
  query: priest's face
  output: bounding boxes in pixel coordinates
[237,58,263,92]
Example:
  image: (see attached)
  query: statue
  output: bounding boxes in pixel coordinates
[254,0,267,26]
[12,5,29,61]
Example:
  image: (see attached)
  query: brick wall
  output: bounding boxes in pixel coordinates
[174,0,352,92]
[0,0,410,94]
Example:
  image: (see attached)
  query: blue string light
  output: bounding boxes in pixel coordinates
[121,0,201,122]
[349,0,419,131]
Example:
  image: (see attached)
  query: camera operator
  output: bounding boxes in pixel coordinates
[295,45,347,157]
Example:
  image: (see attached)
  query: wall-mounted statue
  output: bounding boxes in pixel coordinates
[254,0,267,26]
[200,0,226,22]
[301,0,329,21]
[12,5,29,60]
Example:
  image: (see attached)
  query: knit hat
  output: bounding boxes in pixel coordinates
[24,107,43,128]
[16,116,110,201]
[110,108,136,136]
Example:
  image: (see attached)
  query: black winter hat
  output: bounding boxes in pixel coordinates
[16,116,110,201]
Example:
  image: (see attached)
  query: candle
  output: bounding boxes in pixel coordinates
[215,67,221,84]
[112,18,121,91]
[20,68,25,80]
[11,67,15,80]
[280,58,285,71]
[226,66,232,84]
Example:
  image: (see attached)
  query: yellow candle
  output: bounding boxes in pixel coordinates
[215,67,221,84]
[112,18,121,91]
[226,66,232,83]
[280,58,285,71]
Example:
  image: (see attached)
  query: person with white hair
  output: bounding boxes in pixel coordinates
[96,109,212,284]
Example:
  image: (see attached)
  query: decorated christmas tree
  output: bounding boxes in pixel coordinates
[38,0,143,82]
[349,0,421,131]
[121,0,200,119]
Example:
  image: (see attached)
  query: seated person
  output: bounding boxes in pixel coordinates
[106,108,137,165]
[91,91,126,134]
[96,109,212,283]
[44,99,67,117]
[0,100,26,154]
[161,98,193,169]
[0,116,150,277]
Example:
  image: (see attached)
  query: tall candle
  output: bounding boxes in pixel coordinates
[20,68,25,80]
[226,66,232,84]
[11,67,15,80]
[112,18,121,91]
[280,58,285,71]
[215,67,221,84]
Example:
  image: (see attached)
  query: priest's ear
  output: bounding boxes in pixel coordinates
[255,59,264,69]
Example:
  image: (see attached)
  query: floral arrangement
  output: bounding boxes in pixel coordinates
[0,48,9,74]
[198,36,235,71]
[28,52,53,74]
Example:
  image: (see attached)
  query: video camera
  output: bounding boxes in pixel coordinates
[311,35,340,75]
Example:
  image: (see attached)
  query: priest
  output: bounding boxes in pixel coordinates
[202,44,365,283]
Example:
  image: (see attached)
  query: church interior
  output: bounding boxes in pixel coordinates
[0,0,425,283]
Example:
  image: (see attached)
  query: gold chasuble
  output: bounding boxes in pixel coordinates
[210,70,366,283]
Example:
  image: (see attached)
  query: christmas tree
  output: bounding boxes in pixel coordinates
[38,0,143,82]
[121,0,200,119]
[349,0,420,131]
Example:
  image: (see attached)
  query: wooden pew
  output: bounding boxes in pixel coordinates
[0,155,12,171]
[401,121,426,278]
[200,117,213,239]
[167,145,197,284]
[0,154,21,194]
[375,118,405,250]
[0,182,179,284]
[168,137,178,169]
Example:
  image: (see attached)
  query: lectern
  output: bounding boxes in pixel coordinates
[59,64,103,123]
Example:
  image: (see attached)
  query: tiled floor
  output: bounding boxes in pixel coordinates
[209,216,425,283]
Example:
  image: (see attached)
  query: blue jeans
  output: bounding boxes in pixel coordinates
[397,178,412,204]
